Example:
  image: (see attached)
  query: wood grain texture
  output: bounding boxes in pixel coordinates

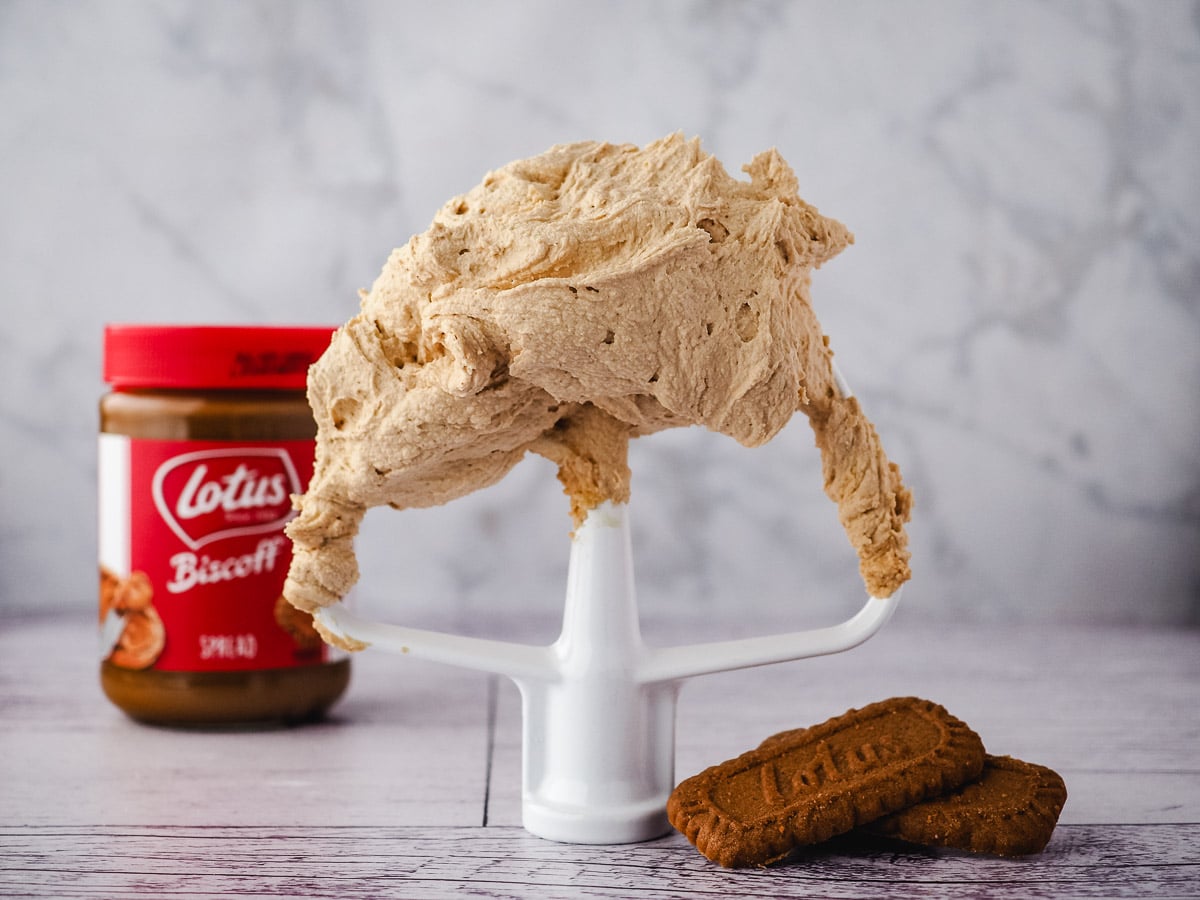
[0,616,493,827]
[1,614,1197,897]
[0,825,1196,899]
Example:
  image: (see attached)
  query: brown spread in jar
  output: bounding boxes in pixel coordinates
[99,325,350,726]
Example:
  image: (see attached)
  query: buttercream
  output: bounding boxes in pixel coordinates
[284,134,911,639]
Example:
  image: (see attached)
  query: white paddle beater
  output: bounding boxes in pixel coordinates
[314,365,900,844]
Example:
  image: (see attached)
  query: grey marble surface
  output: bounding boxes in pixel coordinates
[1,0,1197,626]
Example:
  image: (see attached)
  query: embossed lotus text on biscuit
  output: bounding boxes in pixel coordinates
[711,733,912,820]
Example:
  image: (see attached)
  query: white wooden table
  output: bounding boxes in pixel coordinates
[2,611,1197,898]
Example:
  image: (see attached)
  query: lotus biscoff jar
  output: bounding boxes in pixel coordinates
[99,325,350,726]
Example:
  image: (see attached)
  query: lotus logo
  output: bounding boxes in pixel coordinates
[151,449,301,550]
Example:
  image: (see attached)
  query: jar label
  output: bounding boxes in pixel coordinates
[99,435,334,671]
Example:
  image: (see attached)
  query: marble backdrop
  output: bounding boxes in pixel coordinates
[1,0,1197,628]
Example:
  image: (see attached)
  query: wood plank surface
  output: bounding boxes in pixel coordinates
[2,613,1198,898]
[1,824,1196,899]
[0,616,493,827]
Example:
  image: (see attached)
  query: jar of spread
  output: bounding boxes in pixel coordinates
[99,324,350,726]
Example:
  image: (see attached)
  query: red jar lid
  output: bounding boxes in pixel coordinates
[103,324,337,390]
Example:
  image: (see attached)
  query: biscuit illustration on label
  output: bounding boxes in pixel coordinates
[667,697,986,868]
[867,754,1067,856]
[274,594,324,652]
[100,567,166,670]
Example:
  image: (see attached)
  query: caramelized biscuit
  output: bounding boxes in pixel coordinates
[99,566,119,621]
[108,606,165,670]
[867,754,1067,856]
[668,697,986,867]
[274,594,325,652]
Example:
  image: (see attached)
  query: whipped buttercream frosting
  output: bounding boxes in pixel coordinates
[284,134,911,638]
